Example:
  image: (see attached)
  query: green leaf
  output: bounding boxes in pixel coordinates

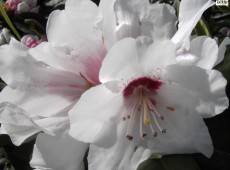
[172,0,180,16]
[137,154,200,170]
[3,140,34,170]
[215,43,230,82]
[193,17,211,37]
[216,3,230,13]
[137,158,165,170]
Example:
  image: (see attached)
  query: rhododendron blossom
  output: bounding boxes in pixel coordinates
[0,0,228,169]
[68,0,229,170]
[21,35,46,48]
[5,0,38,13]
[0,0,167,169]
[69,36,228,170]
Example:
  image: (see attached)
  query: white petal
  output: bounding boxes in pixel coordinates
[0,39,86,94]
[98,0,116,49]
[199,70,229,117]
[171,0,214,46]
[88,122,151,170]
[34,115,70,136]
[146,3,177,41]
[114,0,149,40]
[140,39,176,73]
[30,133,88,170]
[0,38,28,68]
[0,102,40,145]
[100,37,176,83]
[69,83,123,146]
[146,83,213,157]
[177,36,219,69]
[0,85,78,118]
[216,37,230,66]
[47,0,102,48]
[0,39,86,117]
[29,42,106,85]
[99,0,149,49]
[0,98,72,144]
[99,38,142,83]
[165,64,228,117]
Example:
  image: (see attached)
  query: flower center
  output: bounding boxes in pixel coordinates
[122,77,167,140]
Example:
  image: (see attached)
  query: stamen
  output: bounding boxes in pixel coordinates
[140,109,146,139]
[167,106,175,112]
[142,133,147,138]
[150,123,157,137]
[126,135,133,141]
[125,98,139,140]
[146,99,164,120]
[122,76,166,140]
[151,107,164,120]
[151,111,165,133]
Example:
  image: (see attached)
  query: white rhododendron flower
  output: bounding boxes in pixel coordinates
[99,0,177,48]
[68,0,229,169]
[0,39,88,170]
[0,0,170,169]
[0,0,228,169]
[69,36,228,170]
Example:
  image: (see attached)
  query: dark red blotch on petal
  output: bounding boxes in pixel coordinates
[123,77,162,98]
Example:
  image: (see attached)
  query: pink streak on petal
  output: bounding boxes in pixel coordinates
[81,45,107,85]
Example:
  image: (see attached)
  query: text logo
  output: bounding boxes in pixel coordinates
[216,0,229,6]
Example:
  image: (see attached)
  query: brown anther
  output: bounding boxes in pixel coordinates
[160,116,164,120]
[122,117,126,121]
[142,133,147,138]
[153,132,158,137]
[139,21,142,26]
[127,115,131,119]
[167,106,175,112]
[126,135,133,141]
[162,129,166,133]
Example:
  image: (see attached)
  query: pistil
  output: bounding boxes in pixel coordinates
[142,95,151,125]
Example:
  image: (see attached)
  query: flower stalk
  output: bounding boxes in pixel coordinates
[0,2,21,40]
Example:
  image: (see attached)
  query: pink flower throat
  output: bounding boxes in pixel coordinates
[122,77,168,141]
[123,77,162,98]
